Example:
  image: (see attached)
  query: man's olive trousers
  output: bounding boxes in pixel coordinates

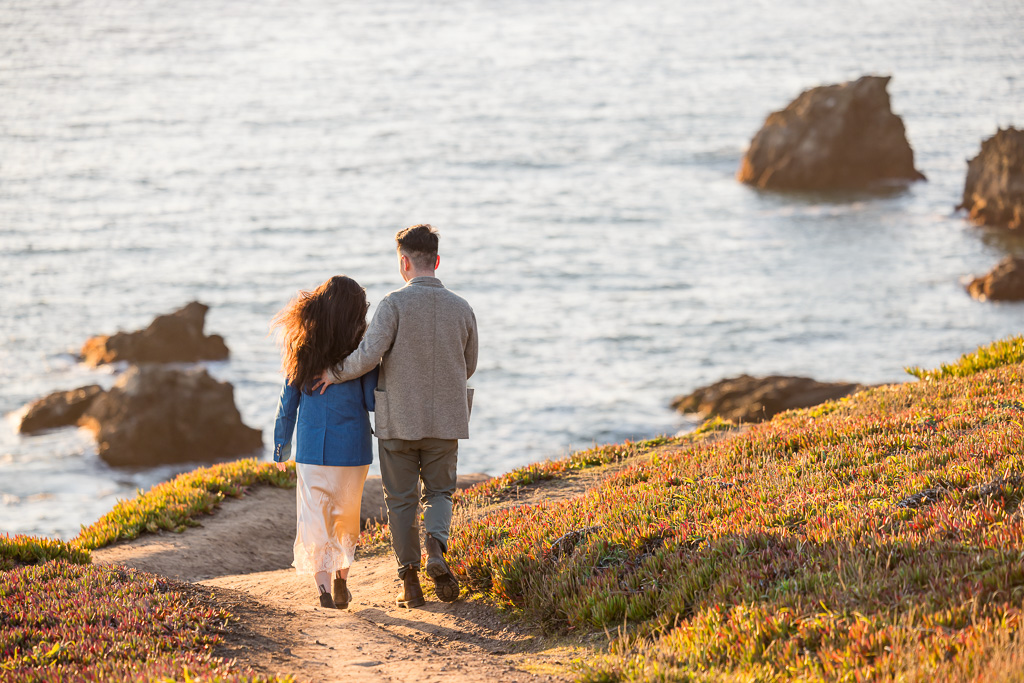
[378,437,458,578]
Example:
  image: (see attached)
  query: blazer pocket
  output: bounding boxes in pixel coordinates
[373,390,389,436]
[466,387,474,418]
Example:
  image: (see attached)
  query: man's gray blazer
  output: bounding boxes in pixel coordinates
[330,276,478,441]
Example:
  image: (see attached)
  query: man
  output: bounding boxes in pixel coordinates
[314,224,477,608]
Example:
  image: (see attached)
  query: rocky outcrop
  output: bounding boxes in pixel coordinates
[360,472,492,528]
[960,127,1024,230]
[81,302,229,367]
[79,365,262,467]
[967,256,1024,301]
[672,375,862,424]
[17,385,105,434]
[738,75,926,190]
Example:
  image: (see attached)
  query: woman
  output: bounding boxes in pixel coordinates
[271,275,378,610]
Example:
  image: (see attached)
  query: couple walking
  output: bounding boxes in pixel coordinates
[271,224,478,610]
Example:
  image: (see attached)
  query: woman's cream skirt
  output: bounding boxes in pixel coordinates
[293,463,369,576]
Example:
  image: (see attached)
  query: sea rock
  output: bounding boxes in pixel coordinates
[81,301,229,367]
[967,256,1024,301]
[672,375,862,424]
[738,75,926,190]
[360,472,492,529]
[79,365,262,467]
[17,385,105,434]
[960,127,1024,230]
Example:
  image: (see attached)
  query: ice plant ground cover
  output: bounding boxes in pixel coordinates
[1,458,295,569]
[357,435,694,554]
[1,459,296,682]
[0,535,91,571]
[358,423,737,554]
[0,560,289,682]
[906,335,1024,381]
[447,337,1024,681]
[6,339,1024,681]
[75,457,296,550]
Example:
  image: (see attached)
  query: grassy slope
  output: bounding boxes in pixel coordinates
[77,458,296,550]
[1,561,288,682]
[1,459,296,682]
[449,336,1024,681]
[6,337,1024,681]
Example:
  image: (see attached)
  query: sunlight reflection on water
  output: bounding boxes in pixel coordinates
[1,0,1022,538]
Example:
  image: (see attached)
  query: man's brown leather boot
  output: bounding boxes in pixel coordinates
[424,533,460,603]
[396,566,425,608]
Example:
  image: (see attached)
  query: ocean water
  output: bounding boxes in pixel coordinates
[1,0,1022,540]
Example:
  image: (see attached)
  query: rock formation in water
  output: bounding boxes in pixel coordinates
[359,472,491,528]
[967,256,1024,302]
[959,127,1024,230]
[81,301,229,367]
[672,375,862,424]
[738,75,926,191]
[79,365,262,467]
[17,385,105,434]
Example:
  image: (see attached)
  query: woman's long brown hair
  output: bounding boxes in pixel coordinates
[271,275,368,394]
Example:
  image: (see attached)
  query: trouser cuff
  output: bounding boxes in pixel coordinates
[397,563,420,579]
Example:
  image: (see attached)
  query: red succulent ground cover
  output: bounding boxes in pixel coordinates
[0,536,91,572]
[448,337,1024,681]
[357,435,688,553]
[7,339,1024,681]
[457,436,678,507]
[0,561,286,682]
[1,459,297,681]
[76,458,295,550]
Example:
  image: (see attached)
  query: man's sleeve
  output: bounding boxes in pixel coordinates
[330,299,398,383]
[465,309,478,379]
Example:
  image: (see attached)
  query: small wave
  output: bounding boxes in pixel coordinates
[456,159,565,171]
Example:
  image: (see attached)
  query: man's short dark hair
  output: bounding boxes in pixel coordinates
[395,224,440,269]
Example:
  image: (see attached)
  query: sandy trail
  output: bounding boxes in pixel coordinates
[92,485,573,682]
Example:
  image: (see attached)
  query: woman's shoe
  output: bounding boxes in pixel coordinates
[333,577,352,609]
[318,584,337,609]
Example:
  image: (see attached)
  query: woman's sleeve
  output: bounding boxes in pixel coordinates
[361,365,380,412]
[273,380,300,462]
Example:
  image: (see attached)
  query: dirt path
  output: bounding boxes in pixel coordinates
[89,442,700,682]
[92,486,579,682]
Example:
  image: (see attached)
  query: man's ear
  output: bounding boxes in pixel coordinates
[434,254,441,270]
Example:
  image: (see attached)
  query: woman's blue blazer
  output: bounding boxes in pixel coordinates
[272,367,378,466]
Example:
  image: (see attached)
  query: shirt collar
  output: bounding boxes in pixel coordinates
[407,276,444,288]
